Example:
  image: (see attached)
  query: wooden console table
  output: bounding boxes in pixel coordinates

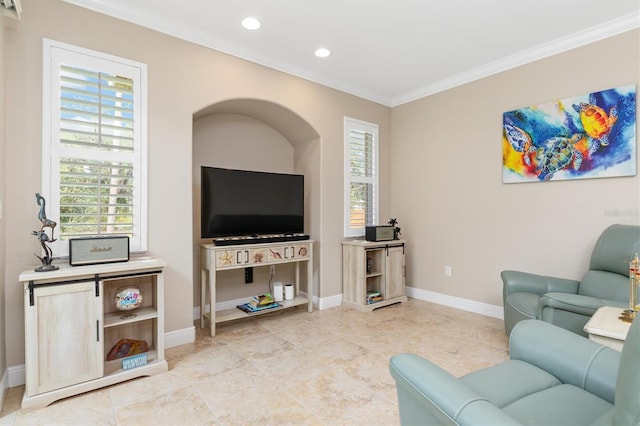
[200,240,314,336]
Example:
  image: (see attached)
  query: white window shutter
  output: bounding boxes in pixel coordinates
[344,117,379,237]
[43,40,147,255]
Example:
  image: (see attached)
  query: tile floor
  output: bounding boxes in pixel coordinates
[0,299,509,425]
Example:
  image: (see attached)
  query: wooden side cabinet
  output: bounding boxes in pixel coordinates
[342,239,407,311]
[19,257,168,410]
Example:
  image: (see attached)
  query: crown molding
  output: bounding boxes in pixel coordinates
[391,12,640,107]
[62,2,638,108]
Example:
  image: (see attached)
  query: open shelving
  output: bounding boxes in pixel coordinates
[19,257,168,410]
[200,240,314,336]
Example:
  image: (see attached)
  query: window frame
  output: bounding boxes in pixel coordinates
[344,116,379,238]
[42,39,148,256]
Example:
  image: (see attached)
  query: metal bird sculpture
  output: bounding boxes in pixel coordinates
[33,193,58,271]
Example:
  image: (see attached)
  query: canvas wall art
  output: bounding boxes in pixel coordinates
[502,85,636,183]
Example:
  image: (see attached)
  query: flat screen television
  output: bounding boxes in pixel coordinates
[201,166,305,239]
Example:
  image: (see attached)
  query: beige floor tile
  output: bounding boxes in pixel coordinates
[15,388,115,425]
[0,387,22,426]
[114,386,218,426]
[1,299,509,425]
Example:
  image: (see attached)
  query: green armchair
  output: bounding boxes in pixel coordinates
[502,224,640,337]
[389,317,640,425]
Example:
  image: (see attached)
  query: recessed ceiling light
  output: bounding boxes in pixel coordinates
[241,17,261,30]
[314,48,331,58]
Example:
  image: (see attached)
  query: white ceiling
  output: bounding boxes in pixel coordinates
[63,0,640,107]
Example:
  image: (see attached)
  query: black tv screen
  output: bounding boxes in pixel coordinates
[201,166,304,238]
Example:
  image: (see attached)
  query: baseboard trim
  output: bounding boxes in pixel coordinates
[7,364,24,389]
[6,290,501,390]
[191,290,502,319]
[164,326,196,349]
[6,325,196,390]
[406,286,504,319]
[316,293,342,310]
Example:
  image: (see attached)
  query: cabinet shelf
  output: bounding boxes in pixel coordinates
[20,257,168,410]
[104,307,158,328]
[343,239,408,312]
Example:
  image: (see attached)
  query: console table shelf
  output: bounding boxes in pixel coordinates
[200,240,314,336]
[214,295,310,323]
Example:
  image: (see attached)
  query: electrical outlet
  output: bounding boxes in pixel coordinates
[445,266,452,277]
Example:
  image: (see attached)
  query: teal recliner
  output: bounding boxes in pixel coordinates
[502,224,640,337]
[389,317,640,425]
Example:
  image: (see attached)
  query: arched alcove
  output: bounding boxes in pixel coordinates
[194,99,320,145]
[192,98,321,311]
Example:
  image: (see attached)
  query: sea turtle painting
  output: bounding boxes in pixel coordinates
[534,134,584,181]
[572,94,618,154]
[504,121,536,166]
[503,85,635,184]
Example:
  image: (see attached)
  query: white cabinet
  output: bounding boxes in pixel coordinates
[20,257,168,410]
[342,240,407,311]
[24,281,103,395]
[385,245,406,300]
[201,241,314,336]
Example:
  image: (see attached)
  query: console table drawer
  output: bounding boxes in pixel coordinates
[214,247,268,269]
[215,243,310,269]
[267,243,310,262]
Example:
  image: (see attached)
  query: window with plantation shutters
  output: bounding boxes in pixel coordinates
[344,117,379,237]
[43,40,147,255]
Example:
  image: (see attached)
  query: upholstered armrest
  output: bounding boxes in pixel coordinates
[537,292,605,317]
[509,320,620,403]
[501,270,579,297]
[389,353,522,425]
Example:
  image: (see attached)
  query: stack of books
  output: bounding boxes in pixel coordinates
[249,293,275,308]
[237,293,280,314]
[366,291,383,305]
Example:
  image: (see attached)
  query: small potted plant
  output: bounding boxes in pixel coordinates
[388,218,401,240]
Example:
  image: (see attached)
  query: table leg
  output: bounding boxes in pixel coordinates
[200,268,206,329]
[209,268,216,337]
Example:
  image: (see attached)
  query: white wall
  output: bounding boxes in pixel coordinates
[2,0,391,368]
[4,0,636,379]
[391,30,640,308]
[0,12,7,406]
[192,113,299,305]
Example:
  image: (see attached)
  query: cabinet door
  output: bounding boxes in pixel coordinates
[385,245,405,300]
[25,281,103,396]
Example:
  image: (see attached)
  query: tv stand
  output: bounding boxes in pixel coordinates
[200,240,314,336]
[212,233,310,246]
